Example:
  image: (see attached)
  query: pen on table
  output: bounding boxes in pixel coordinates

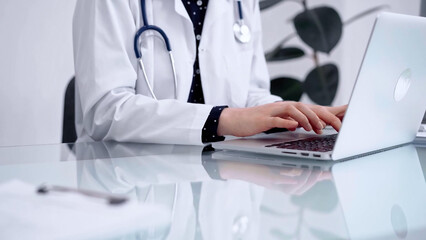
[36,184,128,205]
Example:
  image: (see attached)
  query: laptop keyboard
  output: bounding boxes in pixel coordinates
[265,134,337,152]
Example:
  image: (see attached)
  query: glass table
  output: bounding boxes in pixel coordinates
[1,141,425,239]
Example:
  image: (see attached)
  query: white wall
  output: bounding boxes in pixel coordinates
[0,0,76,147]
[0,0,421,146]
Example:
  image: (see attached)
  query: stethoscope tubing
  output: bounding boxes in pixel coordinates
[237,0,243,20]
[134,25,172,59]
[134,0,178,100]
[134,0,250,100]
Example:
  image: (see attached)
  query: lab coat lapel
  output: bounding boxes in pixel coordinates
[202,0,230,34]
[172,0,197,101]
[199,0,231,104]
[171,0,230,102]
[174,0,191,22]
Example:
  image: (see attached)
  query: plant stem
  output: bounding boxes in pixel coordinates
[313,51,319,66]
[344,5,390,26]
[301,0,307,10]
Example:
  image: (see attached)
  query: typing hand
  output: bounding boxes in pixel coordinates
[288,104,348,132]
[218,102,347,137]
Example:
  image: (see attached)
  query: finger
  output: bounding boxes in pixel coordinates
[295,104,324,133]
[294,170,322,195]
[271,176,298,185]
[269,117,298,130]
[284,117,302,131]
[336,108,347,121]
[281,106,313,132]
[327,105,348,120]
[279,168,303,177]
[279,169,312,194]
[318,171,332,181]
[328,105,348,115]
[273,107,312,132]
[316,109,342,131]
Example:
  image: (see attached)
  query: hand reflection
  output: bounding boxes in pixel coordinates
[217,161,331,195]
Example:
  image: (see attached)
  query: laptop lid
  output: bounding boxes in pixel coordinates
[332,13,426,160]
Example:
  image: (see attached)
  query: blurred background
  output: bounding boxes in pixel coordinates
[0,0,424,147]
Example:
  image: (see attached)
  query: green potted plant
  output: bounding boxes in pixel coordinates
[261,0,388,105]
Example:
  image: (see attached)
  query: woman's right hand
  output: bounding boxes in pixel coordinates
[217,101,345,137]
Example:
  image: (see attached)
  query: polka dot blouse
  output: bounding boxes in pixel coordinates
[182,0,227,143]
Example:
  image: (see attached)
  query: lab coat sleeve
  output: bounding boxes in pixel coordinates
[245,1,283,107]
[73,0,213,145]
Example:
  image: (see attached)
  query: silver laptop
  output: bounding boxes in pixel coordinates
[213,12,426,161]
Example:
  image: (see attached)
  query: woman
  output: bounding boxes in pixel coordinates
[73,0,346,145]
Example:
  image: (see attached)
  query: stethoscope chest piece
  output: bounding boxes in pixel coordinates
[233,22,251,44]
[233,0,251,44]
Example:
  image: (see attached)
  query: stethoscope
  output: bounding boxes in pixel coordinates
[233,0,252,44]
[133,0,252,100]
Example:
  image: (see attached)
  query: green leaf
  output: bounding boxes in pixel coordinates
[271,77,303,101]
[309,227,346,240]
[291,180,338,212]
[303,64,339,106]
[294,7,343,53]
[266,47,305,62]
[260,0,286,10]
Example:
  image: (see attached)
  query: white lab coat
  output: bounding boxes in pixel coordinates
[73,0,281,145]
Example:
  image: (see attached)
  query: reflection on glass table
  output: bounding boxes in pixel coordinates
[0,142,425,239]
[75,142,263,240]
[217,144,426,240]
